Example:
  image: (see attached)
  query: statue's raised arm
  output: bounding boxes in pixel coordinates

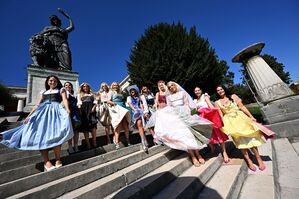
[58,8,74,33]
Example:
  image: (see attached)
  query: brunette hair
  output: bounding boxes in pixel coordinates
[45,75,63,90]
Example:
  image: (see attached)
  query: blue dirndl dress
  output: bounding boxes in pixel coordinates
[0,89,74,150]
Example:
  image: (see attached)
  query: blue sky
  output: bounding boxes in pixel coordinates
[0,0,298,91]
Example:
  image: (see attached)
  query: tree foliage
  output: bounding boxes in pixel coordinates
[0,83,15,105]
[127,22,233,95]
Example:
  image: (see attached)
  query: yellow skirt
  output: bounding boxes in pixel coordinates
[222,110,265,149]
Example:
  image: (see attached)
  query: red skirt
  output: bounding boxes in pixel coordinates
[199,107,228,144]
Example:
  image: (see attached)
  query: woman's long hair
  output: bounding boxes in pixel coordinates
[45,75,63,90]
[79,83,92,98]
[64,81,74,94]
[216,85,232,101]
[111,82,121,94]
[98,82,110,93]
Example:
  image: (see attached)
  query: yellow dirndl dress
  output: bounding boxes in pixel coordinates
[216,100,265,149]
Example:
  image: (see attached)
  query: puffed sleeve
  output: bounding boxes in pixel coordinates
[39,90,45,98]
[60,87,66,94]
[204,93,210,98]
[231,94,242,104]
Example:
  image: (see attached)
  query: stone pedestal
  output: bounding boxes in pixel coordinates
[24,65,79,112]
[233,42,299,138]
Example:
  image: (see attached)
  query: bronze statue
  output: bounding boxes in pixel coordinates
[30,8,74,70]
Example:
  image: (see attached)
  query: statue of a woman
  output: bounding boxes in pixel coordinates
[38,8,74,70]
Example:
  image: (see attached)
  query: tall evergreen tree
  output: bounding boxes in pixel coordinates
[127,22,233,95]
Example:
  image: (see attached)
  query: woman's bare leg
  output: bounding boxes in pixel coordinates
[188,150,200,166]
[220,142,230,163]
[194,150,205,164]
[251,147,266,170]
[241,149,256,171]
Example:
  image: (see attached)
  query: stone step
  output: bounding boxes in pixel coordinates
[0,146,16,154]
[0,143,142,197]
[197,148,247,199]
[0,150,40,162]
[271,138,299,198]
[0,130,151,172]
[0,149,69,172]
[239,141,274,199]
[104,153,192,199]
[58,149,181,199]
[152,153,223,199]
[291,142,299,156]
[151,142,237,199]
[0,143,126,185]
[5,145,166,199]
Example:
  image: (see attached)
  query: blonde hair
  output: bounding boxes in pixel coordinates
[167,81,178,94]
[79,82,93,97]
[98,82,110,93]
[111,82,121,93]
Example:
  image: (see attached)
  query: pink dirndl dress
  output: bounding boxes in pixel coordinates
[194,94,228,144]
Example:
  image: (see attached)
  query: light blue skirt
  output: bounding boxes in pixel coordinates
[0,101,74,150]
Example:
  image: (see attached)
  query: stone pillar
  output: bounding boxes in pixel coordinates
[24,65,79,112]
[246,55,293,103]
[232,42,299,138]
[17,99,25,112]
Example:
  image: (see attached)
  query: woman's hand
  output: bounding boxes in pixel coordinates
[23,117,30,124]
[144,113,150,119]
[66,109,71,114]
[250,117,257,122]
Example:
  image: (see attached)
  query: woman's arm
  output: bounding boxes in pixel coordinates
[155,93,159,109]
[232,94,256,121]
[77,94,82,109]
[91,95,97,113]
[205,95,214,108]
[61,90,70,114]
[24,95,44,122]
[214,100,224,118]
[126,96,135,111]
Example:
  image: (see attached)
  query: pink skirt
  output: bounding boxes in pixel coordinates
[199,107,228,144]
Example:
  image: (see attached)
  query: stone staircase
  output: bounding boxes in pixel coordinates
[0,123,289,199]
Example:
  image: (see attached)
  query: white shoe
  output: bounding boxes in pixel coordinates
[44,165,56,172]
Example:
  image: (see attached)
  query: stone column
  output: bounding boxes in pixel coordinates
[232,42,299,138]
[232,42,293,103]
[17,99,25,112]
[24,65,80,112]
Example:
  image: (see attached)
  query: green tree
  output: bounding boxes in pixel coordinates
[127,22,234,95]
[0,83,15,105]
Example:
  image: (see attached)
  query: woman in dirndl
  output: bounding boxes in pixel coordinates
[97,82,113,144]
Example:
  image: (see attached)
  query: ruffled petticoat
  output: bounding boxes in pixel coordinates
[154,106,212,151]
